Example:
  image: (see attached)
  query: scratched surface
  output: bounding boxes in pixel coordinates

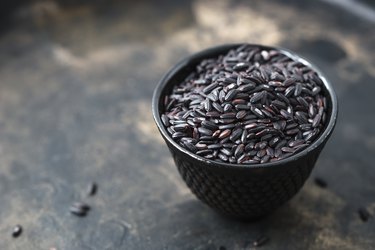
[0,0,374,249]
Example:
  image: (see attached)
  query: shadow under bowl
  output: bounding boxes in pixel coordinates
[152,43,338,220]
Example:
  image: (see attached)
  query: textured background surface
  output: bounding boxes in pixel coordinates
[0,0,374,249]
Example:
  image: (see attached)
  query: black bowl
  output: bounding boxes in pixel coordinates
[152,44,338,220]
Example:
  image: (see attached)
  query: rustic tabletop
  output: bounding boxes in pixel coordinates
[0,0,374,249]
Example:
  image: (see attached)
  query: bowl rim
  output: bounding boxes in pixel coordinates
[152,43,338,170]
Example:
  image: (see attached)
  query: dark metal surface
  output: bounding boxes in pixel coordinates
[0,0,374,249]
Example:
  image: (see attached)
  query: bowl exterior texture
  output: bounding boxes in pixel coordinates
[164,135,324,219]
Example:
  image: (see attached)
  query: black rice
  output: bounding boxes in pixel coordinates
[252,235,270,247]
[162,45,328,164]
[358,207,371,222]
[314,177,327,188]
[87,182,98,196]
[12,225,22,238]
[70,202,91,217]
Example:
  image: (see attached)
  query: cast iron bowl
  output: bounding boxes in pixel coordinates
[152,44,338,220]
